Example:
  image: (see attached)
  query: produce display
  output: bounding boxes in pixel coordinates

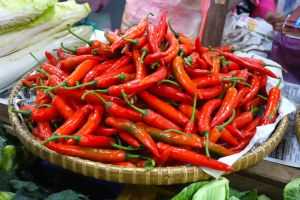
[12,11,284,171]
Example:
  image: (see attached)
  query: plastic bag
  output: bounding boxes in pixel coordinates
[121,0,202,40]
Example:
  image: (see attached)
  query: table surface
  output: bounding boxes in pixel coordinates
[1,103,300,200]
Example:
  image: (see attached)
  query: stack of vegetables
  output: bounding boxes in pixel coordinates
[0,0,92,91]
[12,11,284,171]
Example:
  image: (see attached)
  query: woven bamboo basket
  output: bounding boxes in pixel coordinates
[8,75,289,185]
[295,107,300,144]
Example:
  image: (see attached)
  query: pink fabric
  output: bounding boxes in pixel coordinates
[251,0,276,19]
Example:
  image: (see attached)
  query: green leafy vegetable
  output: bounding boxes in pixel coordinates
[171,181,209,200]
[45,189,89,200]
[0,191,14,200]
[284,178,300,200]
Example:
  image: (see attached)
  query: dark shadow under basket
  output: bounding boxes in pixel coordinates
[8,76,289,185]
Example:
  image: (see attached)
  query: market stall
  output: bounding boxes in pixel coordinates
[1,0,300,200]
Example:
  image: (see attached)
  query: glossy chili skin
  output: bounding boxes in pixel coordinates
[52,95,75,119]
[137,122,201,148]
[184,52,201,68]
[133,50,147,79]
[139,91,189,127]
[105,117,160,157]
[45,51,58,65]
[210,87,238,128]
[37,122,52,140]
[184,67,211,77]
[242,117,262,134]
[149,84,194,105]
[156,10,168,44]
[178,103,200,121]
[220,128,239,146]
[118,131,141,147]
[198,85,224,99]
[41,63,68,79]
[156,142,233,171]
[102,55,132,75]
[46,142,126,163]
[13,106,58,122]
[240,75,260,105]
[147,24,159,53]
[93,126,119,136]
[60,55,106,72]
[172,56,203,99]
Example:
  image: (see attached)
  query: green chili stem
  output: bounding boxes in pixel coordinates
[81,90,110,109]
[139,50,148,64]
[41,135,81,145]
[36,68,50,77]
[35,104,51,108]
[30,52,42,65]
[268,99,280,120]
[168,19,179,38]
[157,79,180,88]
[121,89,148,117]
[111,142,140,151]
[61,42,77,53]
[204,131,210,158]
[11,109,30,116]
[258,94,268,101]
[91,48,98,55]
[163,129,191,137]
[122,38,139,45]
[115,73,126,82]
[190,93,197,123]
[64,80,97,90]
[276,77,282,88]
[67,25,92,46]
[216,109,236,131]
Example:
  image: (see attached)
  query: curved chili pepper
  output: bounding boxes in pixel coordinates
[37,121,52,141]
[183,94,197,134]
[200,138,235,157]
[56,48,74,60]
[41,63,68,79]
[123,35,148,49]
[195,37,209,54]
[118,131,140,148]
[240,75,260,105]
[24,73,48,82]
[183,52,201,68]
[192,73,244,88]
[222,52,277,78]
[244,96,266,111]
[230,137,251,152]
[11,105,58,122]
[210,87,238,128]
[178,44,193,57]
[53,104,92,136]
[184,67,211,77]
[234,87,250,108]
[157,10,168,44]
[139,91,189,127]
[148,84,193,105]
[105,116,160,157]
[52,95,74,119]
[133,50,147,79]
[104,31,120,44]
[172,56,203,99]
[220,128,239,146]
[147,24,159,53]
[95,73,136,88]
[93,126,119,136]
[157,142,233,171]
[22,79,34,88]
[178,103,200,121]
[231,107,259,129]
[46,142,126,163]
[137,122,201,148]
[140,43,150,64]
[102,55,132,74]
[111,17,149,52]
[221,59,240,73]
[260,78,281,125]
[60,55,106,72]
[242,117,262,133]
[198,85,224,99]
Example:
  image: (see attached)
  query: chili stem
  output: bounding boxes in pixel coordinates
[111,142,141,151]
[41,135,81,145]
[30,52,42,65]
[190,93,197,123]
[163,129,191,137]
[67,25,92,46]
[216,109,236,131]
[61,42,77,53]
[157,79,180,88]
[121,89,148,116]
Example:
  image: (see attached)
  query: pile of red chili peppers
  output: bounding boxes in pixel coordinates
[14,11,283,172]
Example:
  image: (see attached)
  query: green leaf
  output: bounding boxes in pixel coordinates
[0,191,15,200]
[9,180,46,200]
[171,181,209,200]
[0,170,11,191]
[9,180,39,192]
[284,178,300,200]
[45,189,89,200]
[229,187,258,200]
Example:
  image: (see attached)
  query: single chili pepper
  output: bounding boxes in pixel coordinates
[91,43,118,58]
[121,89,181,130]
[45,51,58,65]
[244,96,266,111]
[201,51,220,67]
[93,72,136,89]
[60,55,106,72]
[56,48,74,60]
[221,52,278,78]
[41,63,68,79]
[219,128,239,146]
[20,103,36,111]
[53,104,92,136]
[242,117,262,133]
[221,59,240,73]
[105,116,159,157]
[156,10,168,44]
[24,73,48,82]
[172,56,203,99]
[56,88,126,106]
[147,24,159,53]
[157,142,233,171]
[47,74,64,87]
[82,90,142,122]
[210,87,238,128]
[184,67,211,77]
[139,43,150,64]
[137,122,201,148]
[37,121,52,141]
[111,17,149,51]
[122,35,148,49]
[52,95,74,119]
[259,74,267,90]
[118,131,141,148]
[65,59,99,87]
[210,56,220,74]
[230,137,251,152]
[178,103,200,121]
[178,44,193,57]
[183,52,201,68]
[114,162,136,167]
[198,85,224,99]
[133,50,147,79]
[192,73,245,88]
[260,78,281,125]
[35,79,51,105]
[224,124,244,139]
[45,142,126,163]
[102,54,132,74]
[239,75,260,105]
[231,106,259,129]
[22,79,34,88]
[200,138,235,157]
[195,37,209,54]
[209,109,235,143]
[11,105,58,122]
[61,43,93,55]
[183,94,197,134]
[148,84,193,105]
[234,87,250,108]
[104,31,120,44]
[139,91,189,127]
[240,57,288,73]
[82,59,118,83]
[93,126,118,136]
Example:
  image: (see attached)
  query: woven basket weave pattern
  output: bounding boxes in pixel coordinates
[8,76,289,185]
[295,107,300,144]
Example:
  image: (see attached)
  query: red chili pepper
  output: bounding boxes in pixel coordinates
[118,131,141,148]
[93,72,136,88]
[184,67,211,77]
[201,138,235,157]
[111,17,149,51]
[148,83,194,105]
[102,55,132,75]
[41,63,68,79]
[221,60,240,73]
[37,121,52,140]
[240,75,260,105]
[11,105,58,122]
[242,117,262,134]
[106,116,160,157]
[92,42,118,58]
[121,90,181,130]
[222,52,277,78]
[123,35,148,50]
[48,74,63,86]
[46,142,126,163]
[215,46,239,52]
[195,37,209,54]
[56,48,74,60]
[157,142,233,171]
[20,103,36,111]
[178,44,193,57]
[183,94,197,134]
[53,104,92,136]
[198,85,224,99]
[201,51,219,67]
[45,51,58,65]
[114,162,136,167]
[52,95,74,119]
[244,96,266,111]
[24,73,48,82]
[231,107,259,129]
[65,59,99,86]
[22,79,34,87]
[172,56,203,99]
[178,103,200,121]
[210,87,238,128]
[156,10,168,44]
[139,43,150,63]
[139,91,189,127]
[192,73,244,88]
[133,50,147,79]
[234,87,250,108]
[93,126,118,136]
[230,137,251,152]
[260,79,281,125]
[224,125,244,139]
[220,128,239,146]
[35,79,51,105]
[60,55,106,72]
[211,56,221,74]
[137,122,201,148]
[147,24,159,53]
[104,31,120,44]
[183,52,201,68]
[32,127,42,140]
[259,74,267,90]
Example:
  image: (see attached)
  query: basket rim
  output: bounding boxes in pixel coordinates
[7,72,289,185]
[295,107,300,144]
